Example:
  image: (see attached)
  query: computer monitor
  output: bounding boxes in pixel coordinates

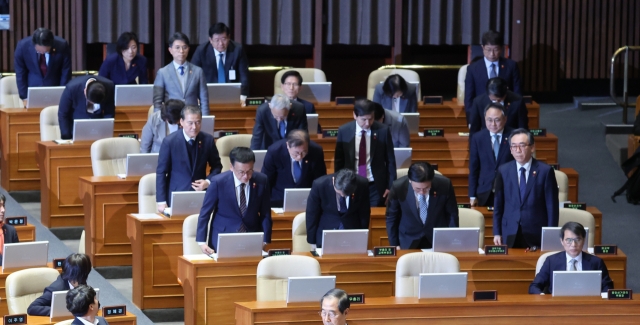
[418,272,468,299]
[287,276,336,303]
[401,113,420,135]
[166,191,206,218]
[117,153,159,178]
[114,84,154,106]
[253,150,267,173]
[283,188,311,213]
[394,148,412,169]
[26,86,65,108]
[72,118,114,142]
[319,229,369,256]
[552,271,602,296]
[2,241,49,271]
[50,288,100,319]
[307,114,318,136]
[298,82,332,104]
[207,83,242,105]
[201,115,215,136]
[432,228,480,252]
[212,232,265,260]
[541,227,590,251]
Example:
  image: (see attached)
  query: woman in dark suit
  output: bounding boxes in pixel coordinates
[98,32,148,85]
[372,74,418,113]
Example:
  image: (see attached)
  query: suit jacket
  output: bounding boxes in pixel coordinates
[140,111,171,153]
[381,109,410,148]
[71,317,109,325]
[153,61,209,115]
[468,127,514,205]
[98,52,149,85]
[334,121,397,206]
[191,40,250,96]
[262,139,327,207]
[529,251,614,294]
[386,175,459,249]
[493,159,559,248]
[27,275,70,316]
[468,91,528,135]
[305,174,371,248]
[195,171,272,250]
[464,57,522,113]
[58,75,115,140]
[372,83,418,113]
[14,35,72,99]
[250,101,308,150]
[155,130,222,204]
[0,223,19,266]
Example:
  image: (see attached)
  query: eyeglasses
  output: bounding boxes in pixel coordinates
[318,311,339,319]
[563,237,583,245]
[283,82,300,88]
[211,37,228,44]
[172,45,189,51]
[485,118,503,124]
[235,169,254,176]
[510,144,530,151]
[483,47,501,54]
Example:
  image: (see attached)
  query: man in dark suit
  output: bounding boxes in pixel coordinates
[306,169,370,249]
[66,285,109,325]
[262,129,327,207]
[57,75,115,140]
[373,100,410,147]
[386,162,459,249]
[529,222,614,294]
[197,147,272,254]
[464,30,522,117]
[468,77,528,136]
[493,128,559,248]
[250,94,308,150]
[335,99,396,207]
[0,194,19,265]
[469,103,514,207]
[14,28,71,107]
[191,22,250,105]
[155,106,223,213]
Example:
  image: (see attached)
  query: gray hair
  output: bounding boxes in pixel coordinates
[270,94,291,110]
[334,169,358,196]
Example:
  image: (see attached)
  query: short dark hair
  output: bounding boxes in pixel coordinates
[560,221,586,239]
[161,99,185,125]
[168,32,190,47]
[482,30,504,46]
[486,77,508,98]
[281,70,303,85]
[333,169,358,197]
[0,193,5,204]
[86,81,107,104]
[320,288,350,314]
[229,147,255,165]
[286,129,309,148]
[116,32,139,54]
[61,253,92,285]
[32,28,54,47]
[353,99,376,117]
[66,285,96,317]
[371,100,385,120]
[208,22,231,38]
[508,128,535,146]
[483,102,506,117]
[408,162,435,183]
[382,74,408,98]
[180,105,202,120]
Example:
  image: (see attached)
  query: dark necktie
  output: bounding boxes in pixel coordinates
[493,134,500,160]
[218,53,226,83]
[187,139,195,166]
[419,194,428,224]
[293,160,302,183]
[178,66,184,76]
[238,183,247,232]
[279,121,286,139]
[358,130,367,177]
[39,53,47,77]
[490,63,497,78]
[339,195,347,214]
[519,167,527,202]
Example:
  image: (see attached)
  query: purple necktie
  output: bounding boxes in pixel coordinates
[358,130,367,177]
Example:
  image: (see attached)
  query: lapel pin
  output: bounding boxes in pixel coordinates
[253,182,256,188]
[132,63,136,67]
[501,65,504,69]
[533,171,537,176]
[433,191,437,198]
[305,160,308,164]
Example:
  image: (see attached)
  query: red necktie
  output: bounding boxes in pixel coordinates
[39,53,48,77]
[358,130,367,177]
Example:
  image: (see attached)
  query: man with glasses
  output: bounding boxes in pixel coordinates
[469,103,514,207]
[467,77,528,136]
[529,222,613,294]
[197,147,272,255]
[319,288,350,325]
[250,94,308,150]
[493,128,558,248]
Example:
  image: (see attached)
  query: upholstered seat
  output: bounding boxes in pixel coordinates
[40,105,61,140]
[216,134,252,172]
[458,207,485,248]
[395,252,460,297]
[5,267,61,314]
[256,255,321,301]
[90,137,140,176]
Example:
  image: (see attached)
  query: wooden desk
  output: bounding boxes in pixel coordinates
[79,176,141,267]
[26,311,136,324]
[236,295,640,324]
[13,223,36,242]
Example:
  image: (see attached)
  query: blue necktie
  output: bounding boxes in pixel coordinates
[419,194,427,224]
[519,167,527,202]
[490,63,497,78]
[218,53,226,83]
[279,121,286,138]
[293,160,301,183]
[493,134,500,160]
[338,195,346,228]
[178,66,184,76]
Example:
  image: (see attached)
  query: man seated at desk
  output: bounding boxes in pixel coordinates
[58,75,115,140]
[0,194,19,263]
[529,221,613,294]
[66,285,109,325]
[320,288,350,325]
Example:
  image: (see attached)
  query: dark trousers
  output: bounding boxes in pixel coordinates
[368,182,381,207]
[513,224,529,248]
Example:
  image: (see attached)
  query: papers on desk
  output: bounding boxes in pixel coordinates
[272,208,285,214]
[421,248,485,254]
[163,207,172,216]
[316,248,323,257]
[601,292,608,299]
[117,173,127,179]
[53,139,73,144]
[131,213,164,220]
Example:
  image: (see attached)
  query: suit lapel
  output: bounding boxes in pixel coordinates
[328,179,339,212]
[497,58,506,79]
[229,173,244,217]
[178,132,193,175]
[521,159,537,205]
[183,62,193,94]
[299,156,309,185]
[497,134,510,162]
[169,64,184,95]
[347,123,357,167]
[369,125,378,161]
[246,177,257,220]
[425,187,438,228]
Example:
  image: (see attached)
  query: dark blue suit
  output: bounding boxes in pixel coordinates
[468,91,528,136]
[250,101,308,150]
[195,171,272,250]
[468,127,514,206]
[262,139,327,207]
[14,35,71,99]
[155,130,222,205]
[493,159,559,248]
[386,175,459,249]
[0,223,18,266]
[372,83,418,113]
[305,174,370,248]
[27,275,70,316]
[58,75,115,140]
[98,53,149,85]
[191,40,250,96]
[464,57,522,112]
[529,251,614,294]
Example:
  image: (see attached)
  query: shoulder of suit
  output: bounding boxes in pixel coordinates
[432,173,451,187]
[498,160,515,171]
[251,171,268,183]
[308,140,323,151]
[199,131,214,142]
[470,128,489,141]
[393,175,409,187]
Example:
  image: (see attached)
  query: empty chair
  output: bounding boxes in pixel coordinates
[138,173,157,214]
[90,137,140,176]
[274,68,327,94]
[256,255,321,301]
[367,69,421,101]
[457,64,468,104]
[5,267,61,314]
[458,208,485,248]
[555,169,569,202]
[395,252,460,297]
[40,105,61,141]
[559,208,596,248]
[183,214,201,255]
[292,212,312,253]
[0,76,24,108]
[215,134,252,172]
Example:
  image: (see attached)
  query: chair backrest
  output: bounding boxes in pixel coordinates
[0,76,24,108]
[395,252,460,297]
[90,137,140,176]
[40,105,61,141]
[256,255,321,301]
[79,230,86,254]
[536,251,560,275]
[215,134,253,172]
[396,168,441,179]
[148,105,155,118]
[555,169,569,202]
[6,267,61,314]
[183,214,201,255]
[273,68,328,95]
[559,208,596,248]
[292,212,312,253]
[367,69,421,100]
[457,64,469,104]
[138,173,157,213]
[458,208,485,248]
[53,320,74,325]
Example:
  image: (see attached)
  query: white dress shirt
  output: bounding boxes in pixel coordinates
[566,252,583,271]
[516,158,532,185]
[172,61,187,93]
[484,57,500,78]
[354,124,373,181]
[214,48,226,67]
[76,317,99,325]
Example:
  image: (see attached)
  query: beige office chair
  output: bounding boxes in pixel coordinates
[457,64,468,104]
[559,208,596,248]
[216,134,252,172]
[256,255,321,301]
[292,212,312,253]
[183,214,201,255]
[90,137,140,176]
[274,68,327,95]
[535,251,560,275]
[366,69,421,101]
[395,252,460,297]
[53,320,74,325]
[79,230,85,254]
[40,105,61,141]
[138,173,157,214]
[0,76,24,108]
[555,169,569,202]
[5,267,61,314]
[396,168,442,179]
[458,208,485,248]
